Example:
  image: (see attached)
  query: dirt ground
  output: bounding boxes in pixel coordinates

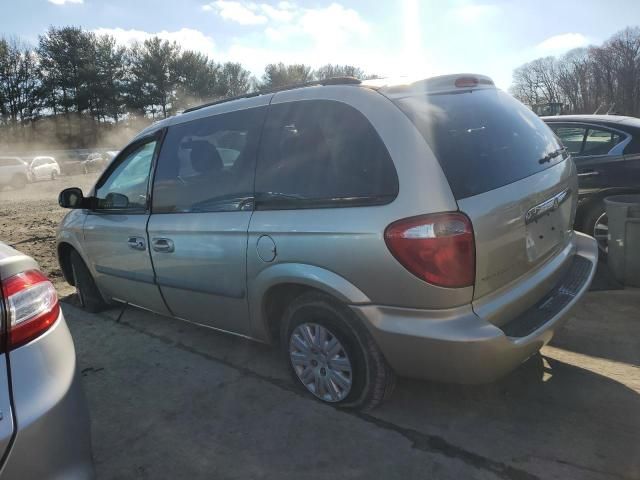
[0,173,99,296]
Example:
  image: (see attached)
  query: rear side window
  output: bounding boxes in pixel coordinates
[152,107,266,213]
[255,100,398,209]
[395,89,564,199]
[583,128,623,156]
[552,126,587,154]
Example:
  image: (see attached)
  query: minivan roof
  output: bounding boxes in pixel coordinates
[363,74,495,98]
[135,73,496,138]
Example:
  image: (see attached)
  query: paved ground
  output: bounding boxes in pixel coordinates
[2,175,639,479]
[62,287,640,480]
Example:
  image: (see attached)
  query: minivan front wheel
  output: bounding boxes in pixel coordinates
[282,292,395,410]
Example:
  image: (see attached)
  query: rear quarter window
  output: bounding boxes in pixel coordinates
[394,89,565,199]
[255,99,398,208]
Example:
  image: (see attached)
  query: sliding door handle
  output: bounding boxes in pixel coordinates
[152,238,174,253]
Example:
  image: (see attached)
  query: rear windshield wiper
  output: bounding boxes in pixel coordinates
[538,147,566,164]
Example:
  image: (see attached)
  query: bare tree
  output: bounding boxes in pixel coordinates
[511,26,640,116]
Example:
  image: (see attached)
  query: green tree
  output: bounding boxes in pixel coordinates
[174,50,219,109]
[37,26,95,115]
[315,64,365,80]
[91,34,128,123]
[0,38,40,126]
[127,37,181,118]
[261,62,313,89]
[218,62,252,97]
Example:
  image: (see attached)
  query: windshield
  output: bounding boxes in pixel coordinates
[394,88,565,199]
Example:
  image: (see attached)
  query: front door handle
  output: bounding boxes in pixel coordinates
[127,236,146,251]
[152,238,175,253]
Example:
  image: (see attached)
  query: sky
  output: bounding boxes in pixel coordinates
[2,0,640,89]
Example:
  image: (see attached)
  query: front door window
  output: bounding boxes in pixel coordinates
[95,141,157,210]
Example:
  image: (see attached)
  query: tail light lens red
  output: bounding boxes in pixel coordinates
[1,270,60,350]
[384,213,475,288]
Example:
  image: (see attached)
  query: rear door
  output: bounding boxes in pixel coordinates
[82,135,169,315]
[394,87,576,304]
[147,103,267,334]
[551,123,628,190]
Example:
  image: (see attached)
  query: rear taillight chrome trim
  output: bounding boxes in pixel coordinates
[384,213,476,288]
[1,270,60,350]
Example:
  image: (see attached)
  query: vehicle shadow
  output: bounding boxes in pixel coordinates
[550,288,640,366]
[377,352,640,479]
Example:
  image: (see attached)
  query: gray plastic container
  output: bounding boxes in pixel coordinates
[605,194,640,287]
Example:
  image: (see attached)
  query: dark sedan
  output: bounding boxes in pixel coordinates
[543,114,640,252]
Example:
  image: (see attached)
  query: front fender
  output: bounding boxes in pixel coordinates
[56,210,89,282]
[248,263,371,341]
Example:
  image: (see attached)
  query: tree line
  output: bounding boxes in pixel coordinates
[510,26,640,116]
[0,26,373,151]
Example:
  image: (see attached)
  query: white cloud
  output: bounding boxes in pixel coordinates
[450,3,500,24]
[48,0,83,4]
[203,0,268,25]
[92,28,216,56]
[535,33,589,54]
[205,1,373,75]
[260,3,294,22]
[203,1,369,46]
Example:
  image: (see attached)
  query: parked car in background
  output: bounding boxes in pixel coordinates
[104,151,119,161]
[0,157,31,189]
[57,74,597,409]
[57,151,88,176]
[82,153,109,174]
[0,242,94,479]
[543,114,640,252]
[29,156,61,181]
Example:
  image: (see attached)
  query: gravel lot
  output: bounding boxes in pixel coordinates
[1,177,639,479]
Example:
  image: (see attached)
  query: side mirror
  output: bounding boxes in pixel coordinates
[104,192,129,209]
[58,187,85,209]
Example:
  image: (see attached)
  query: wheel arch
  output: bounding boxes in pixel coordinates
[57,242,77,286]
[249,263,371,343]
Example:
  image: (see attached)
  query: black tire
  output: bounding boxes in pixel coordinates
[581,200,607,253]
[69,250,108,313]
[281,291,395,410]
[12,174,27,189]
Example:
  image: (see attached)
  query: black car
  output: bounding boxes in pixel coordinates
[543,114,640,252]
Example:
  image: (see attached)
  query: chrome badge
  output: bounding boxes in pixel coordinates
[525,189,570,224]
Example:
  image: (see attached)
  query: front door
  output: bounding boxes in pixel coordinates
[147,102,268,334]
[82,136,169,315]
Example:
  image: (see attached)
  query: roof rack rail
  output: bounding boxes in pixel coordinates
[182,76,362,114]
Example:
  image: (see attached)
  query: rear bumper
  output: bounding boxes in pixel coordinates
[0,312,94,480]
[353,231,598,384]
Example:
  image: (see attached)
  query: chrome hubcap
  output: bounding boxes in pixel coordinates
[593,212,608,253]
[289,323,352,402]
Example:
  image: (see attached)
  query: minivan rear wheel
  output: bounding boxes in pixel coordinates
[281,292,395,410]
[70,250,108,313]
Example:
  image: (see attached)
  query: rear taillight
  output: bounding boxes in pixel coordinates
[384,213,475,288]
[1,270,60,350]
